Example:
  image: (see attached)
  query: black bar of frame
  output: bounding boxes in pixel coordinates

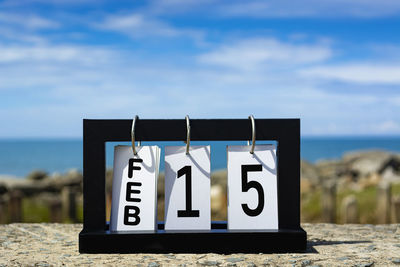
[84,119,298,141]
[80,118,304,253]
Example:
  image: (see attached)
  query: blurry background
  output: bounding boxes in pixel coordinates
[0,0,399,224]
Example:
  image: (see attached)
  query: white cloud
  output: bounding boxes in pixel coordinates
[0,45,115,64]
[1,37,398,137]
[97,13,203,41]
[6,0,400,18]
[147,0,400,18]
[300,64,400,84]
[197,38,332,70]
[1,51,400,137]
[374,120,400,133]
[0,0,97,7]
[0,26,47,44]
[218,0,400,18]
[0,18,399,137]
[0,12,59,29]
[0,12,60,45]
[388,96,400,106]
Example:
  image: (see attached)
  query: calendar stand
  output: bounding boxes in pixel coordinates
[79,119,307,253]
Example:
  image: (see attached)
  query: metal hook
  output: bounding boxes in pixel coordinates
[248,115,256,154]
[185,115,190,155]
[131,115,139,155]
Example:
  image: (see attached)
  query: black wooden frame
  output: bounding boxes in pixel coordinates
[79,119,307,253]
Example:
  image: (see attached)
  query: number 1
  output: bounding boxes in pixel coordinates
[177,166,200,217]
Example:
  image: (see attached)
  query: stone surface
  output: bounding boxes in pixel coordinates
[0,223,399,266]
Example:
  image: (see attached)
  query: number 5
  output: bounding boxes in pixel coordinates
[241,164,264,217]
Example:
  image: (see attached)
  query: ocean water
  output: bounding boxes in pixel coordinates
[0,137,399,177]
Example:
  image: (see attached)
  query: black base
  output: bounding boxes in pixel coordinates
[79,222,307,253]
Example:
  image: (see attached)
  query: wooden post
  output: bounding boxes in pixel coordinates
[392,196,400,223]
[377,180,391,224]
[9,190,23,222]
[62,187,77,222]
[0,196,7,224]
[322,180,336,223]
[106,193,112,223]
[341,195,358,223]
[49,198,62,223]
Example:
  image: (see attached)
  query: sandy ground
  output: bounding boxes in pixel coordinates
[0,223,400,266]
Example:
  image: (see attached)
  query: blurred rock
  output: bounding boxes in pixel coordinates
[211,170,227,189]
[0,183,7,195]
[211,184,225,212]
[106,169,113,194]
[300,178,313,194]
[381,167,400,183]
[315,160,347,180]
[210,170,228,220]
[357,172,382,190]
[379,154,400,173]
[307,150,400,188]
[0,169,83,197]
[301,160,320,186]
[157,172,165,197]
[27,170,48,181]
[347,151,399,180]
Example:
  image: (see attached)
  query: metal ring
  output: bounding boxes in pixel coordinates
[249,115,256,154]
[131,115,139,155]
[185,115,190,155]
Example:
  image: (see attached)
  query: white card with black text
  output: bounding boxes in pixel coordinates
[227,145,278,231]
[110,145,160,232]
[164,146,211,231]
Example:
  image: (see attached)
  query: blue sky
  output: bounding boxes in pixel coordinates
[0,0,400,137]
